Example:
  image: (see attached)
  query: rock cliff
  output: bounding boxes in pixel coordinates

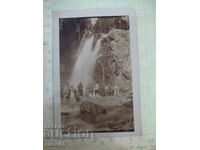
[93,29,132,97]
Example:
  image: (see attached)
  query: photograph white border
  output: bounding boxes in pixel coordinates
[52,8,142,138]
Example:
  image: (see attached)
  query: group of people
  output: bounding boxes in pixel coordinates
[104,85,119,96]
[62,81,119,102]
[85,83,100,97]
[64,82,84,102]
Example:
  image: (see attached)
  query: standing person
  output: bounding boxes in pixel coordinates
[114,85,119,96]
[95,83,99,95]
[60,87,65,100]
[105,86,108,96]
[89,83,92,96]
[111,86,115,96]
[85,84,90,97]
[78,81,83,96]
[108,86,112,96]
[66,87,71,100]
[92,83,95,96]
[60,81,64,99]
[93,83,96,96]
[73,88,81,102]
[70,85,74,98]
[63,86,68,100]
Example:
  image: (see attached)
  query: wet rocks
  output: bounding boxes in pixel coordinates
[123,100,133,108]
[80,101,106,114]
[93,29,132,97]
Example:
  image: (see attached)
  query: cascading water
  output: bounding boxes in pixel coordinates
[70,34,103,90]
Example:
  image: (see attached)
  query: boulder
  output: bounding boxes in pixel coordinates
[80,101,106,114]
[123,100,133,108]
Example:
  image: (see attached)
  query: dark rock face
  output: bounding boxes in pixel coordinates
[123,100,133,108]
[59,18,94,83]
[93,16,129,34]
[80,101,106,114]
[93,29,132,97]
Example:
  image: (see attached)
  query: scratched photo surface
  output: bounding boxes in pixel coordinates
[59,16,134,133]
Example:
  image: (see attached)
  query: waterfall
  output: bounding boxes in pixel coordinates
[70,35,103,89]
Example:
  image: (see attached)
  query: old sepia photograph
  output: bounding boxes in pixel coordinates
[59,15,135,133]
